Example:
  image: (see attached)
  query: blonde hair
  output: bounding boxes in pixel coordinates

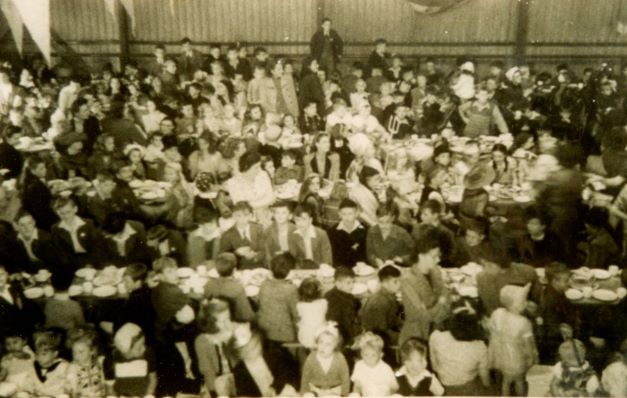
[353,331,384,355]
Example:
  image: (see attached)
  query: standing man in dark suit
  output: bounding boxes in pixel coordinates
[21,157,58,231]
[50,197,103,270]
[310,17,344,75]
[177,37,204,82]
[367,38,389,78]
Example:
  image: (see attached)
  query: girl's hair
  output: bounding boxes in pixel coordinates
[196,299,231,334]
[220,137,244,159]
[298,277,322,302]
[492,143,508,155]
[298,174,321,203]
[353,331,384,354]
[399,337,428,363]
[447,306,483,342]
[311,133,330,153]
[328,180,349,201]
[238,150,261,173]
[66,326,99,353]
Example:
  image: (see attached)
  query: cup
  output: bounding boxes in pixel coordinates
[43,285,54,297]
[82,281,93,294]
[197,265,207,276]
[582,286,593,298]
[117,283,127,296]
[609,265,620,276]
[617,287,627,299]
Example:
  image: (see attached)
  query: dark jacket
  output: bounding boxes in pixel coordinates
[328,223,368,268]
[50,217,103,269]
[310,29,344,62]
[13,228,62,273]
[324,287,361,344]
[218,223,266,269]
[102,221,150,266]
[21,172,58,231]
[298,73,325,115]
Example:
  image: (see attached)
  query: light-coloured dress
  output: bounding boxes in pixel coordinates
[296,299,328,349]
[488,307,537,376]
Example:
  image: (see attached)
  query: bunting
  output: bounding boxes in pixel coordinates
[104,0,116,19]
[407,0,468,14]
[0,0,23,56]
[120,0,135,34]
[11,0,50,65]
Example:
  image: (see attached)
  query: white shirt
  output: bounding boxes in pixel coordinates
[351,359,398,396]
[295,225,317,260]
[225,172,275,209]
[601,361,627,398]
[0,286,14,304]
[111,223,137,256]
[58,216,87,253]
[237,225,251,242]
[336,221,363,234]
[429,330,488,386]
[18,229,40,261]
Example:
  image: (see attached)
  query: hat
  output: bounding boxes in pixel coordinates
[123,143,146,158]
[147,225,169,241]
[54,132,86,147]
[505,66,521,82]
[499,283,531,311]
[433,144,451,160]
[558,339,586,366]
[114,323,143,354]
[463,164,495,190]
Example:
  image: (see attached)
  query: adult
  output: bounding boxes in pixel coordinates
[225,151,275,211]
[259,59,299,118]
[303,133,341,181]
[177,37,204,82]
[309,18,344,75]
[298,57,325,115]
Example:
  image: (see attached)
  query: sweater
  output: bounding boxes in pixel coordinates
[300,352,350,396]
[257,279,299,342]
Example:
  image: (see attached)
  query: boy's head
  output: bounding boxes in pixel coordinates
[378,265,401,294]
[50,269,74,293]
[338,199,360,226]
[270,253,295,280]
[4,329,27,353]
[114,323,146,359]
[298,277,322,302]
[123,263,148,293]
[463,218,487,248]
[334,266,355,293]
[524,207,547,237]
[153,256,178,284]
[294,204,315,232]
[33,330,62,368]
[354,332,384,367]
[271,200,292,224]
[215,253,237,277]
[52,197,78,223]
[400,338,428,375]
[414,227,442,271]
[420,199,442,225]
[280,150,298,168]
[232,201,253,227]
[375,203,398,234]
[546,262,571,293]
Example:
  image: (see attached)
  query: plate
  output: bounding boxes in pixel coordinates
[207,268,219,278]
[245,285,260,297]
[460,262,483,276]
[23,287,44,299]
[592,289,618,302]
[68,285,84,297]
[590,269,611,280]
[76,268,97,280]
[565,289,583,300]
[129,180,143,189]
[92,285,117,297]
[177,267,195,278]
[457,286,478,298]
[352,283,368,296]
[317,264,335,278]
[34,269,51,283]
[513,194,532,203]
[354,264,376,277]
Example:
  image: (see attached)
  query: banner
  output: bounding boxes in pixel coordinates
[11,0,50,65]
[0,0,23,56]
[104,0,116,19]
[120,0,135,34]
[407,0,468,14]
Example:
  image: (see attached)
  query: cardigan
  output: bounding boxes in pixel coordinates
[300,352,350,396]
[257,279,299,343]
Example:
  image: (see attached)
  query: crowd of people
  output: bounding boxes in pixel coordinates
[1,16,627,397]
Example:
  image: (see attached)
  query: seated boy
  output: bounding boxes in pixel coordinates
[19,329,69,397]
[329,199,368,268]
[411,199,456,267]
[264,201,296,264]
[360,265,402,364]
[451,218,495,267]
[203,253,255,322]
[292,204,333,266]
[514,206,559,267]
[581,208,619,269]
[324,266,361,346]
[44,270,85,332]
[274,150,304,185]
[366,203,414,267]
[540,262,580,363]
[104,323,157,397]
[218,201,265,269]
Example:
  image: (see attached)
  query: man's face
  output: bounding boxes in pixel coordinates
[159,120,175,134]
[56,203,77,223]
[155,48,165,59]
[322,20,331,31]
[376,43,386,53]
[182,42,191,53]
[16,215,36,238]
[272,63,284,78]
[273,207,291,224]
[165,61,177,74]
[339,207,358,226]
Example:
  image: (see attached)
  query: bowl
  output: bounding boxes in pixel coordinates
[457,286,478,298]
[76,268,97,281]
[23,287,44,299]
[176,267,195,278]
[592,289,618,302]
[565,289,583,300]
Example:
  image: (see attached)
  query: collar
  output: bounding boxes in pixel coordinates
[112,223,137,243]
[59,216,86,232]
[336,221,363,234]
[238,224,251,235]
[18,229,39,244]
[295,225,317,239]
[396,366,433,380]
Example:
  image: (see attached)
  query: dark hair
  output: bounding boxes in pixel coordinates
[180,37,192,44]
[584,207,609,229]
[334,266,355,281]
[376,202,398,219]
[50,269,74,291]
[294,203,316,219]
[524,206,546,224]
[238,150,261,173]
[232,201,253,214]
[414,226,441,255]
[492,143,508,155]
[298,277,321,302]
[378,265,401,282]
[102,211,128,235]
[375,38,387,45]
[400,338,428,362]
[197,299,230,334]
[463,217,488,236]
[321,17,331,24]
[215,253,237,277]
[545,262,570,284]
[421,199,442,215]
[555,143,583,169]
[281,149,299,162]
[271,200,293,211]
[52,197,76,211]
[359,166,380,187]
[270,253,295,280]
[339,198,359,211]
[448,309,483,342]
[124,263,148,283]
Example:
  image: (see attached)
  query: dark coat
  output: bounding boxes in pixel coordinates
[21,172,58,231]
[102,221,150,266]
[13,228,62,273]
[310,29,344,62]
[298,73,325,115]
[50,218,103,269]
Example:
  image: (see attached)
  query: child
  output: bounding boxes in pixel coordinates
[324,266,361,346]
[0,330,34,386]
[360,266,402,361]
[274,150,304,185]
[320,180,350,230]
[257,253,299,345]
[514,207,559,267]
[582,208,620,269]
[296,277,328,349]
[19,329,69,397]
[293,204,333,266]
[300,322,350,397]
[395,338,445,396]
[350,332,398,396]
[204,253,255,322]
[300,101,324,135]
[44,270,85,332]
[488,284,538,396]
[115,263,156,343]
[601,339,627,397]
[66,328,106,398]
[264,201,296,263]
[540,262,580,364]
[412,199,456,267]
[366,203,415,267]
[550,339,600,397]
[218,201,266,269]
[328,198,368,268]
[104,323,157,397]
